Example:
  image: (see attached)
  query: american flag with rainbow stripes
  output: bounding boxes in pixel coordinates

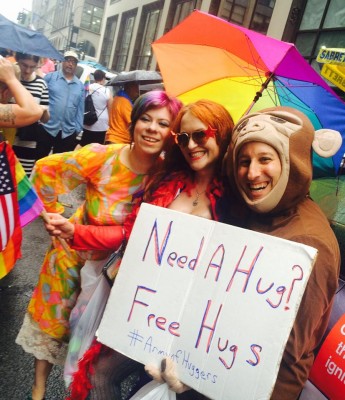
[0,142,44,278]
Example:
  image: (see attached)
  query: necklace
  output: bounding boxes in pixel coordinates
[193,188,206,207]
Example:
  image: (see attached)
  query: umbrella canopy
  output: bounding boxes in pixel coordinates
[107,69,162,86]
[0,14,63,60]
[152,10,345,177]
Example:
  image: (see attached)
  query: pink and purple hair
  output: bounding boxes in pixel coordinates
[129,90,182,139]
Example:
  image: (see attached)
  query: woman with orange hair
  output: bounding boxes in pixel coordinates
[45,99,235,400]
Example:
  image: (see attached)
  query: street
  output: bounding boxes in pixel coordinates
[0,191,83,400]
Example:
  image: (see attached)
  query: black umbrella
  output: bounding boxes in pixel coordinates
[107,70,162,86]
[0,14,63,60]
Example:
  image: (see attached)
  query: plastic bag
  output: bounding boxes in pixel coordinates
[128,381,176,400]
[64,258,112,386]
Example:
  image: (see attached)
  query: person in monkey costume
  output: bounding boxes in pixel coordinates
[147,106,341,400]
[44,106,341,400]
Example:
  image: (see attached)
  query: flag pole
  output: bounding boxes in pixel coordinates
[40,209,72,256]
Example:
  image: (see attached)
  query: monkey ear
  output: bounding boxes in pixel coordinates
[312,129,342,158]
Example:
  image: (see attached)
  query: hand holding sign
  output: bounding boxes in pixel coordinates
[98,204,317,400]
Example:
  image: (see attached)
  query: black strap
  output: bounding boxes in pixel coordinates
[89,86,107,118]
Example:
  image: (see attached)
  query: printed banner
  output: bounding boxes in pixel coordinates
[321,64,345,92]
[308,313,345,400]
[316,48,345,65]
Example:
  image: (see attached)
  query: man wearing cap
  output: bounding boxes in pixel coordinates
[36,50,85,158]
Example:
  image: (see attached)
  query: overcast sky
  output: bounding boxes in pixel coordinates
[1,0,33,23]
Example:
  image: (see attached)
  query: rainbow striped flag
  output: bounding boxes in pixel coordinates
[84,73,90,94]
[0,142,44,278]
[15,156,44,227]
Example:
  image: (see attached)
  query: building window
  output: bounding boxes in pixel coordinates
[81,2,104,33]
[216,0,275,32]
[165,0,202,33]
[173,0,201,26]
[131,2,163,70]
[99,15,118,68]
[217,0,249,26]
[299,0,327,30]
[323,0,345,29]
[249,0,276,34]
[293,0,345,65]
[53,0,71,32]
[112,11,137,72]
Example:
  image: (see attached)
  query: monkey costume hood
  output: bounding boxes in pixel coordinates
[226,107,341,399]
[229,106,342,215]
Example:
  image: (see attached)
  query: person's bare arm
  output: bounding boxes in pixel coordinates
[0,57,43,127]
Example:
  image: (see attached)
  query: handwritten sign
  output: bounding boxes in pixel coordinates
[98,204,317,400]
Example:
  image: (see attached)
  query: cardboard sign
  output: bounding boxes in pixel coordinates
[98,204,317,400]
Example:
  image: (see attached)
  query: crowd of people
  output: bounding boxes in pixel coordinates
[0,48,147,168]
[0,46,342,400]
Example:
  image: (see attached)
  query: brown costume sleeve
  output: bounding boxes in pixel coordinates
[271,234,340,400]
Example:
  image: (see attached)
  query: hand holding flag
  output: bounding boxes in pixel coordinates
[0,142,71,278]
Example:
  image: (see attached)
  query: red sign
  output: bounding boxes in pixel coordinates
[309,314,345,399]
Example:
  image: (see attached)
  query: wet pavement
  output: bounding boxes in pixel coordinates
[0,190,84,400]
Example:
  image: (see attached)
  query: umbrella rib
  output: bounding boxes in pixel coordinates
[266,77,323,125]
[208,43,270,87]
[177,74,272,95]
[244,34,267,78]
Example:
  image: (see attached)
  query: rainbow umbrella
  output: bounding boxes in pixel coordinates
[152,10,345,177]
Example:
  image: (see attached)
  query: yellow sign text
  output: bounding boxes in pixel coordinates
[321,64,345,92]
[317,48,345,65]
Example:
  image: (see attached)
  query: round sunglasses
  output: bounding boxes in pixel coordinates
[171,126,217,148]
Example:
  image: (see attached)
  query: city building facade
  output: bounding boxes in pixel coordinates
[98,0,278,71]
[27,0,106,58]
[281,0,345,79]
[19,0,345,87]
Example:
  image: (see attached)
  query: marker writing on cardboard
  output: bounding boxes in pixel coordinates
[142,218,304,310]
